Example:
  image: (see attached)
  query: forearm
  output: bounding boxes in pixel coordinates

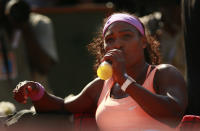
[32,92,66,113]
[125,83,184,126]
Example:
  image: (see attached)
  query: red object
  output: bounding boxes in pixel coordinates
[179,115,200,131]
[74,113,99,131]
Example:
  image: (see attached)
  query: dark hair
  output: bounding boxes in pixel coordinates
[87,12,161,72]
[6,0,30,23]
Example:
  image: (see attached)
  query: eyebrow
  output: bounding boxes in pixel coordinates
[119,29,135,33]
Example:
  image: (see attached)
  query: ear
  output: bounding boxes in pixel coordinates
[141,36,147,49]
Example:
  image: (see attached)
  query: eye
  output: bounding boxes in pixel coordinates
[105,37,115,44]
[121,33,133,40]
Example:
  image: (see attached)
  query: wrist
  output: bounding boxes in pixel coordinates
[120,74,136,92]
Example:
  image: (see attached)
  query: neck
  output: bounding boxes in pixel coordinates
[126,61,149,84]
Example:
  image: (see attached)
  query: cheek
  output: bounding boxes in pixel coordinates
[124,47,137,60]
[124,44,144,59]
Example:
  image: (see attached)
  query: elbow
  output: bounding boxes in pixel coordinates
[166,93,188,127]
[158,98,188,128]
[170,109,185,128]
[158,110,183,128]
[173,97,188,127]
[165,103,187,128]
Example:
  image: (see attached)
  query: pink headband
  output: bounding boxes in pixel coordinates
[103,13,144,37]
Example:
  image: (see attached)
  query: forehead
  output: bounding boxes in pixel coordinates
[105,21,139,34]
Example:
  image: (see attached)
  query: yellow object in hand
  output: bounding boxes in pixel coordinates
[97,61,113,80]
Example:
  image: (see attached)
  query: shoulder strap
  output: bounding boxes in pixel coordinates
[97,78,114,106]
[146,65,152,79]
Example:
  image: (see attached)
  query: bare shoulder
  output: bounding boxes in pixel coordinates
[154,64,186,93]
[155,64,184,79]
[154,65,188,112]
[84,77,104,98]
[65,77,104,104]
[156,63,179,70]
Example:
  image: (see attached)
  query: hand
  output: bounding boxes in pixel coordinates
[102,49,127,84]
[13,81,40,104]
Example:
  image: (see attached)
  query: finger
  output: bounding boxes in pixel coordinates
[24,88,28,99]
[106,49,123,57]
[22,87,28,98]
[107,49,122,54]
[104,52,121,63]
[104,51,116,59]
[26,86,32,97]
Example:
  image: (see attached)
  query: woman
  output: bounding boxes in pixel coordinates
[13,12,188,131]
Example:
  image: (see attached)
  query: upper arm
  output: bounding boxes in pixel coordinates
[154,64,188,111]
[64,78,104,113]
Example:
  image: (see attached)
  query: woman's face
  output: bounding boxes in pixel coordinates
[103,21,147,67]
